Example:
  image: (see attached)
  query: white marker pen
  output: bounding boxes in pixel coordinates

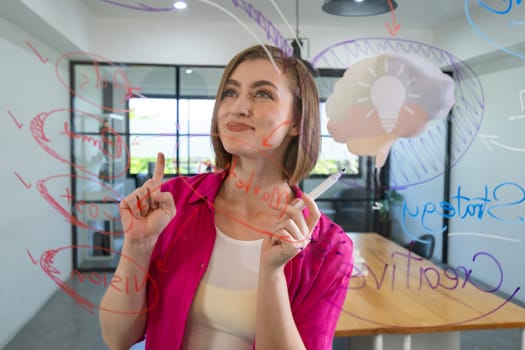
[294,168,346,209]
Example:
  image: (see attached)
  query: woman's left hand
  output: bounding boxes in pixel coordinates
[260,193,321,270]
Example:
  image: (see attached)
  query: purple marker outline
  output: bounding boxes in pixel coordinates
[324,248,522,330]
[311,37,485,189]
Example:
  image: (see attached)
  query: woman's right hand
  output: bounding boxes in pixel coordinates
[119,152,176,245]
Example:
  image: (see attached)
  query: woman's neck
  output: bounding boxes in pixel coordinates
[220,156,295,212]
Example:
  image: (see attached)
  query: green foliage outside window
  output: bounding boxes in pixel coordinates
[311,160,339,175]
[130,157,177,174]
[130,157,215,175]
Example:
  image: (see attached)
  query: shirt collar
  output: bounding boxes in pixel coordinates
[185,171,228,206]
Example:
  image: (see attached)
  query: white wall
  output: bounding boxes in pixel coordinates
[20,0,94,51]
[91,16,433,66]
[435,3,525,62]
[0,16,71,348]
[439,4,525,304]
[2,0,92,54]
[388,5,525,304]
[447,60,525,302]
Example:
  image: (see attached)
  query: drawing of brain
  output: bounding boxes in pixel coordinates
[326,53,456,168]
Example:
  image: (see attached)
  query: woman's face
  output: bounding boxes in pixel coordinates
[217,59,298,160]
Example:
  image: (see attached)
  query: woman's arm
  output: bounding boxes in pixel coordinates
[283,223,353,350]
[255,194,320,349]
[99,153,175,349]
[255,264,306,350]
[99,241,153,350]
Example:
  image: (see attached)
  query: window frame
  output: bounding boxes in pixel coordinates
[69,61,362,180]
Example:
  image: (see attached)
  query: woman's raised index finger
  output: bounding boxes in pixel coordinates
[152,152,166,182]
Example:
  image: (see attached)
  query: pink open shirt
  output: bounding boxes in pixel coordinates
[142,172,354,349]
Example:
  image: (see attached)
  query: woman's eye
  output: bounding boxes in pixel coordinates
[222,88,237,98]
[255,89,273,99]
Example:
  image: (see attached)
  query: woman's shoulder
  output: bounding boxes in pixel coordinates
[312,214,354,258]
[285,214,353,296]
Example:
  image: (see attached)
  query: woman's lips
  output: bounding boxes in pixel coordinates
[226,122,254,132]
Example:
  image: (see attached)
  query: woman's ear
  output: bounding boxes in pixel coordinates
[288,122,299,136]
[288,116,300,136]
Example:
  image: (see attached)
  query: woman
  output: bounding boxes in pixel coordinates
[99,45,353,350]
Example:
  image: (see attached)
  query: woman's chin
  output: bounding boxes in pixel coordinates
[222,140,259,154]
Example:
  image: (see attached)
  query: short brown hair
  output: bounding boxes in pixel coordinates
[211,45,320,185]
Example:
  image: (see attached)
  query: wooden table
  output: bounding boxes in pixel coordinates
[335,233,525,350]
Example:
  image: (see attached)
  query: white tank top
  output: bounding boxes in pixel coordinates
[182,227,264,350]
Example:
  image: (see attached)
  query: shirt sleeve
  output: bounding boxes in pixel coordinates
[289,221,354,350]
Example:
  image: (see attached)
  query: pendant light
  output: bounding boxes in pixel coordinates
[292,0,318,76]
[322,0,398,17]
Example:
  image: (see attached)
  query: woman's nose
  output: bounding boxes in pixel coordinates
[231,94,251,117]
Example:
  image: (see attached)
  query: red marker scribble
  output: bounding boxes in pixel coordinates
[123,86,143,103]
[261,120,291,147]
[177,132,296,241]
[70,269,149,296]
[152,132,312,269]
[27,249,38,265]
[37,245,159,314]
[14,171,32,189]
[25,40,48,63]
[55,51,138,113]
[7,110,23,129]
[79,73,90,90]
[227,157,289,218]
[385,0,401,37]
[30,108,130,180]
[37,174,125,235]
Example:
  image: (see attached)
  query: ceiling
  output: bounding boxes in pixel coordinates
[81,0,467,31]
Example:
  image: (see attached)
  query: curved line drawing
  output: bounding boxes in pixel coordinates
[311,37,484,189]
[479,134,525,152]
[476,0,513,15]
[39,245,160,314]
[465,0,525,61]
[448,232,521,242]
[489,140,525,152]
[268,0,303,52]
[322,282,521,330]
[98,0,282,72]
[197,0,281,72]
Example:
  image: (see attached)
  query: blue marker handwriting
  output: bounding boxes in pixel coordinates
[477,0,522,15]
[465,0,525,60]
[402,182,525,235]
